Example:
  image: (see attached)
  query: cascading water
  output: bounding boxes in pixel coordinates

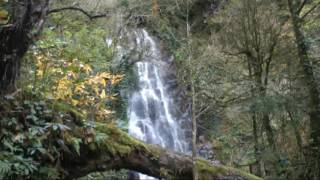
[123,29,191,179]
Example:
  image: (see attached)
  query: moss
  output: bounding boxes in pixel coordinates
[222,166,262,180]
[159,167,175,179]
[51,102,84,120]
[88,143,97,151]
[196,159,262,180]
[94,124,261,180]
[95,124,149,157]
[196,159,224,179]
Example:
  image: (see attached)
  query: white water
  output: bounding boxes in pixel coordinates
[126,29,190,179]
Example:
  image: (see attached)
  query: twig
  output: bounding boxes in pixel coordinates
[301,2,320,20]
[48,6,109,20]
[297,0,308,15]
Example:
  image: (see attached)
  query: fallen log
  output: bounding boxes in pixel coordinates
[62,124,262,180]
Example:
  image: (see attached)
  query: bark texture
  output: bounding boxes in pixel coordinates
[62,125,262,180]
[287,0,320,178]
[0,0,49,94]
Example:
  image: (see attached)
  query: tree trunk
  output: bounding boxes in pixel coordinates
[248,56,277,176]
[248,61,262,177]
[287,0,320,178]
[262,114,276,151]
[0,0,49,94]
[62,125,262,180]
[287,109,304,154]
[249,57,277,152]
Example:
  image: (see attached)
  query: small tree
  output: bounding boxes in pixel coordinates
[286,0,320,178]
[218,0,283,176]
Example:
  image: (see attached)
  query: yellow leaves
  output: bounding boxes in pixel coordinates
[100,109,113,116]
[111,75,124,84]
[87,76,104,86]
[109,94,118,100]
[84,73,121,97]
[74,84,85,94]
[71,99,79,106]
[0,9,8,20]
[82,64,92,74]
[67,71,77,78]
[95,72,123,85]
[55,77,73,100]
[99,72,111,79]
[35,55,47,78]
[33,49,124,122]
[37,69,44,77]
[100,89,107,99]
[52,70,122,121]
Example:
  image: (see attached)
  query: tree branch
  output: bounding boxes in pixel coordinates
[48,7,109,20]
[195,106,210,120]
[297,0,308,15]
[301,2,320,20]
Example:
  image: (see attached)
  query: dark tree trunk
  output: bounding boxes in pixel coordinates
[287,0,320,178]
[287,109,303,154]
[248,55,278,176]
[249,57,277,152]
[0,0,49,94]
[248,61,262,177]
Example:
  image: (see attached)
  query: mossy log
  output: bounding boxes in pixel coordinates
[62,124,262,180]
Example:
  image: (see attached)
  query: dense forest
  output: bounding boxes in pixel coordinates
[0,0,319,179]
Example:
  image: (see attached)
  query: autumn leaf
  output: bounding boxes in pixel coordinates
[82,64,92,74]
[72,99,79,106]
[100,89,106,99]
[111,75,123,84]
[99,72,111,79]
[74,84,85,94]
[0,9,8,20]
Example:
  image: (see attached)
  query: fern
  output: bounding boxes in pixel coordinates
[95,132,108,147]
[0,160,11,178]
[39,167,60,180]
[71,137,82,155]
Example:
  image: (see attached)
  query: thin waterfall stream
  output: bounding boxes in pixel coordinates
[119,29,191,179]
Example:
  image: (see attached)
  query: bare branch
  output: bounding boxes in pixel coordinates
[222,50,250,56]
[195,106,210,120]
[48,7,109,20]
[301,2,320,20]
[297,0,308,15]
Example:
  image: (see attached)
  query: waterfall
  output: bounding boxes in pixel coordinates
[125,29,190,179]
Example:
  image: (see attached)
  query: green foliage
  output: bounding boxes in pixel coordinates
[1,4,126,179]
[0,98,67,179]
[119,0,129,8]
[1,0,319,179]
[0,160,11,178]
[110,63,138,130]
[0,93,125,179]
[78,169,129,180]
[71,137,82,155]
[95,132,108,147]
